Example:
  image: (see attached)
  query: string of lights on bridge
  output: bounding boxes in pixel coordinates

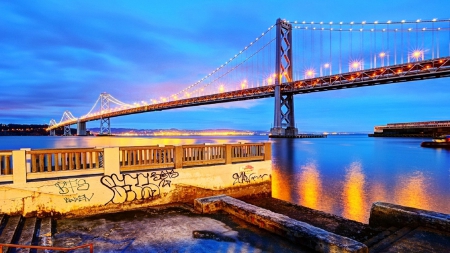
[49,18,450,129]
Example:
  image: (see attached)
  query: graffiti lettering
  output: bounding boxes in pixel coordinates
[64,193,94,203]
[150,169,179,187]
[100,170,179,205]
[55,179,90,194]
[232,172,268,185]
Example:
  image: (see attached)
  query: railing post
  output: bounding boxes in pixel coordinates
[264,142,272,161]
[20,148,31,172]
[174,145,183,169]
[103,147,120,175]
[12,150,27,185]
[225,144,232,164]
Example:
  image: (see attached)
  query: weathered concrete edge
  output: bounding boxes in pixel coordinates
[369,202,450,232]
[194,195,368,253]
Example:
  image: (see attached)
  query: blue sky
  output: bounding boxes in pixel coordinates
[1,1,450,132]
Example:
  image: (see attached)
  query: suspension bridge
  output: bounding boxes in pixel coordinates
[47,18,450,137]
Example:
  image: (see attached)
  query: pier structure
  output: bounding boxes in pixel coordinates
[369,120,450,137]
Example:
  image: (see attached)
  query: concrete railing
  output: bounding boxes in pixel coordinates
[0,142,271,185]
[120,145,175,171]
[28,148,104,172]
[0,151,13,182]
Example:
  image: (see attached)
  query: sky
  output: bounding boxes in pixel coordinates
[1,0,450,132]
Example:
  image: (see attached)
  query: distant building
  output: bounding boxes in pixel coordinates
[369,120,450,137]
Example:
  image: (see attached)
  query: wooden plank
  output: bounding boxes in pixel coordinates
[120,163,174,171]
[16,217,37,253]
[83,152,88,169]
[46,154,51,172]
[68,153,73,170]
[4,155,10,175]
[121,150,125,167]
[96,152,101,168]
[89,152,93,169]
[39,154,44,172]
[230,156,264,163]
[38,217,52,250]
[31,154,37,173]
[133,150,137,166]
[0,216,22,249]
[27,148,102,155]
[62,153,66,170]
[182,159,226,167]
[75,153,80,170]
[143,149,149,165]
[54,153,60,171]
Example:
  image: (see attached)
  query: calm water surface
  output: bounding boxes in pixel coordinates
[1,135,449,223]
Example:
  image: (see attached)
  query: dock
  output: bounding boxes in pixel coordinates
[369,120,450,137]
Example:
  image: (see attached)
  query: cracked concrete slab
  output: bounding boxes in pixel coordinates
[53,207,313,253]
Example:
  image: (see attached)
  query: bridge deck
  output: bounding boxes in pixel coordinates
[48,57,450,131]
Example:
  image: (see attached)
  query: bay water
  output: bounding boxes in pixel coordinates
[1,134,449,223]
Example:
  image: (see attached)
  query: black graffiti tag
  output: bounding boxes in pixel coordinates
[150,169,179,187]
[64,193,94,203]
[232,172,268,185]
[100,170,179,205]
[55,179,90,194]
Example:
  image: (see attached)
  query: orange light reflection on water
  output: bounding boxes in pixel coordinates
[298,162,321,210]
[394,171,430,210]
[342,161,367,222]
[271,164,292,201]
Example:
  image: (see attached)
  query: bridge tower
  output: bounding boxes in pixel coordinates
[99,92,111,135]
[270,18,298,137]
[49,119,57,136]
[63,125,71,136]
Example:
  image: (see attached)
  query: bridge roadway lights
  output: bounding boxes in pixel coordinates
[77,121,87,136]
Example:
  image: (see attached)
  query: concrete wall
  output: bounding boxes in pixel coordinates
[0,146,271,217]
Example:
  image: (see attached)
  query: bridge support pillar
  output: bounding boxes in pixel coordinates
[77,121,87,136]
[100,117,111,135]
[99,92,112,135]
[64,125,71,136]
[49,130,55,136]
[270,18,298,138]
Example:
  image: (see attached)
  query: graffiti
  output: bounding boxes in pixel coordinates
[232,172,268,185]
[239,165,254,172]
[100,169,179,205]
[149,169,179,187]
[55,179,90,194]
[64,193,94,203]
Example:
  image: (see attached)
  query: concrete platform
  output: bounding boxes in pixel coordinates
[52,205,313,253]
[9,197,450,253]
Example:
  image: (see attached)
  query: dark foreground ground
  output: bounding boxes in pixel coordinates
[52,197,450,253]
[53,204,313,253]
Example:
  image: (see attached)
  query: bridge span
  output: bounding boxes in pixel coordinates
[47,18,450,137]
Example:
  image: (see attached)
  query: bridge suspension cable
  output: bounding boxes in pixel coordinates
[289,18,450,79]
[60,110,76,123]
[154,24,278,103]
[82,93,131,118]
